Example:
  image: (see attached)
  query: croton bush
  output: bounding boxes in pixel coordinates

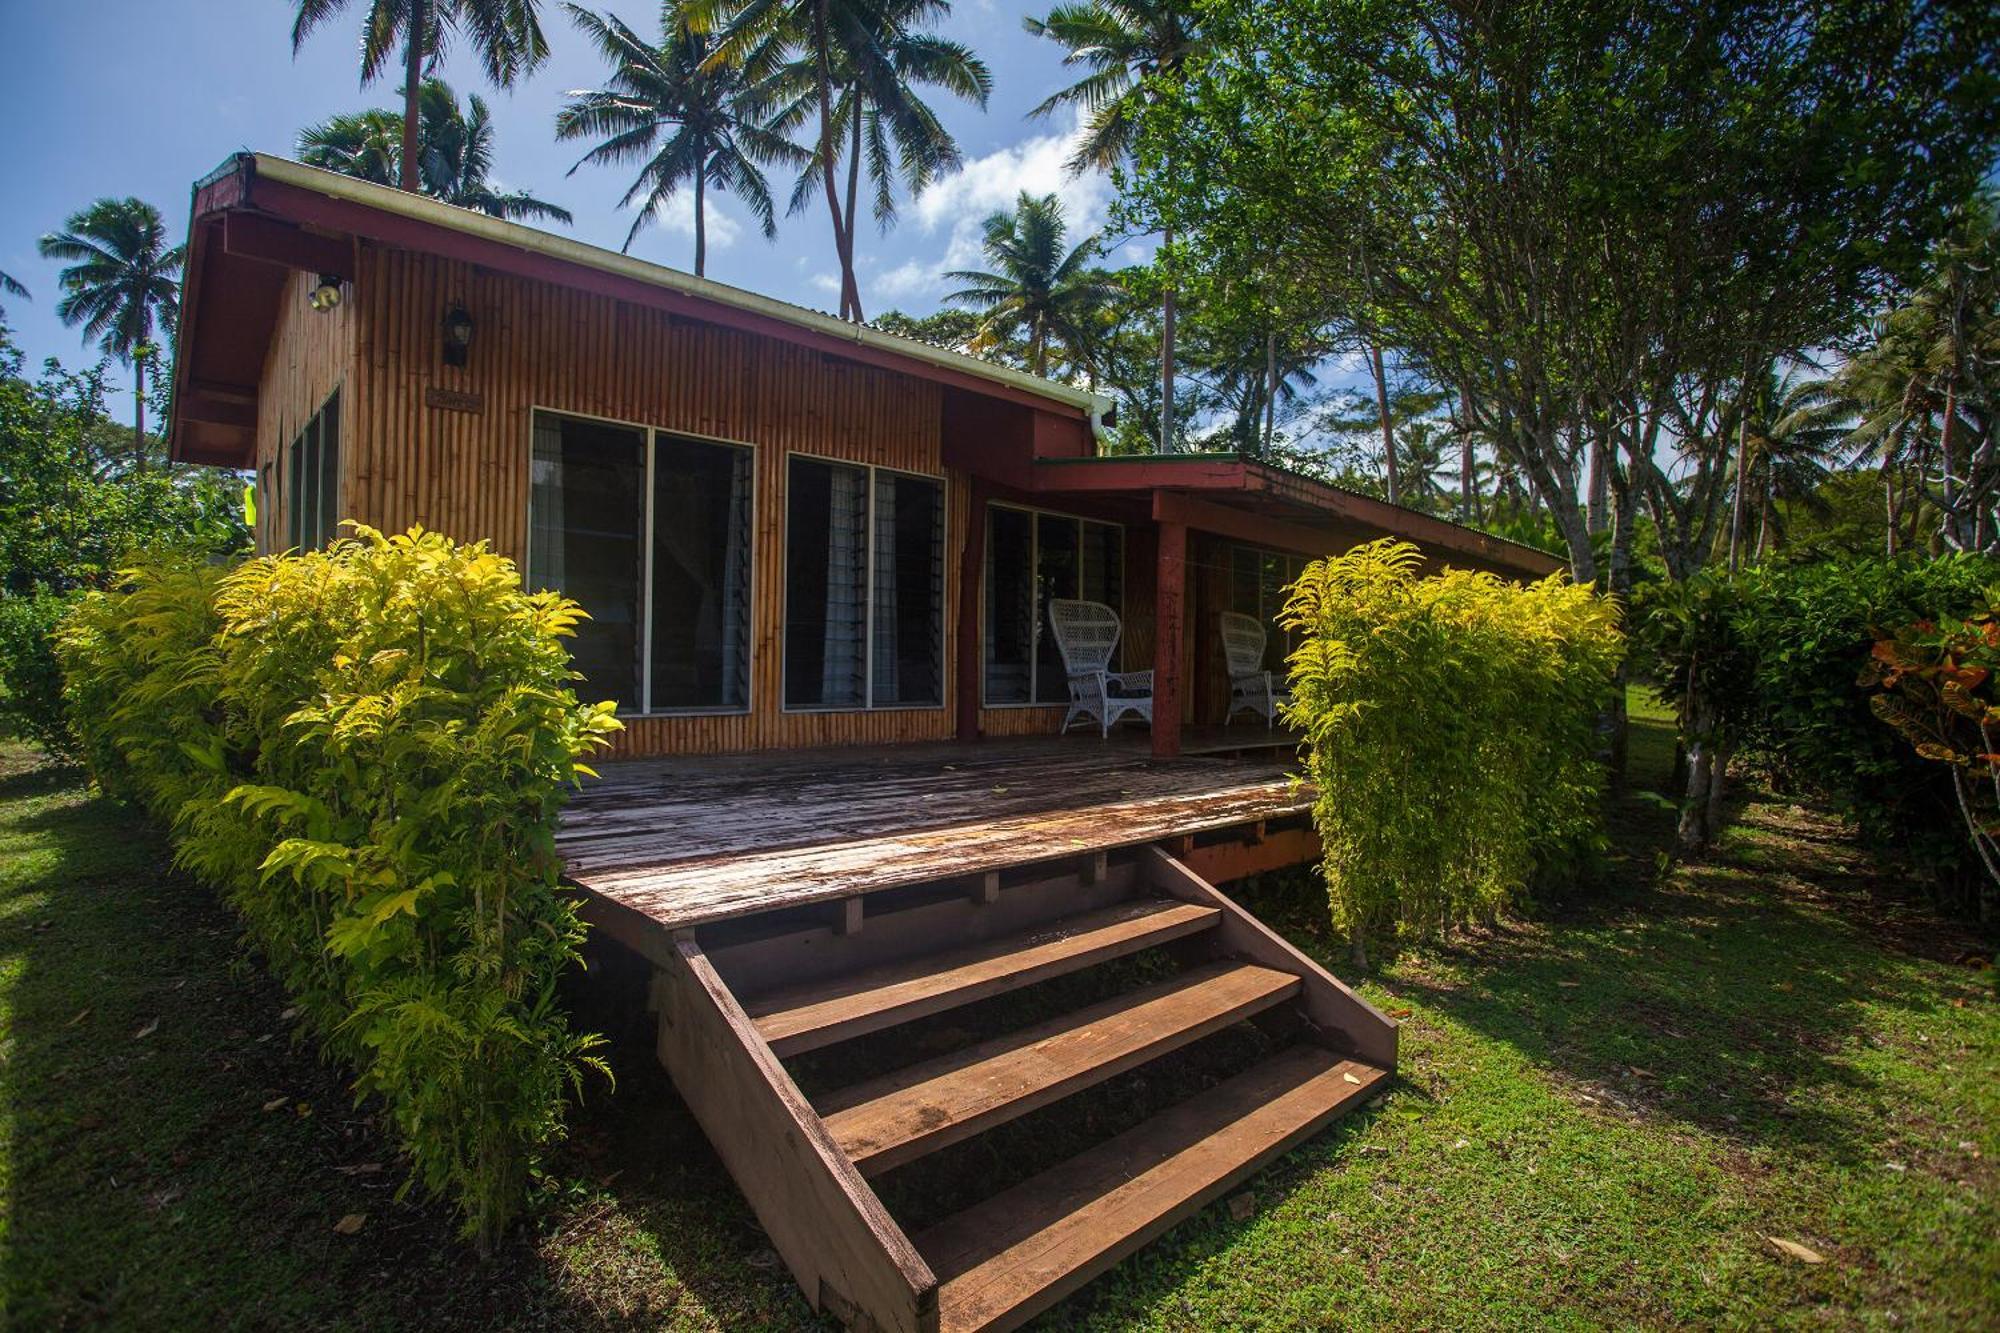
[56,526,621,1250]
[1281,539,1624,963]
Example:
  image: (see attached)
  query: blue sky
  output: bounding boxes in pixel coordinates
[0,0,1147,399]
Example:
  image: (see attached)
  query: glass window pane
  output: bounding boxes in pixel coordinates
[317,391,340,547]
[785,457,869,708]
[871,473,944,707]
[984,506,1034,704]
[527,411,645,710]
[1034,515,1081,704]
[650,435,753,710]
[1259,553,1287,672]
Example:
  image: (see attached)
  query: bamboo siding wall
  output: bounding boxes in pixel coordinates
[296,246,979,756]
[255,268,356,553]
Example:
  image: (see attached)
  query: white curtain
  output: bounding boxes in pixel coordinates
[528,413,566,590]
[820,465,868,705]
[871,473,900,705]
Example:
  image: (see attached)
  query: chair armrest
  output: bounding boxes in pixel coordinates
[1108,670,1154,693]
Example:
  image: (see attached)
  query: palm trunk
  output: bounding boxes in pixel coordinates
[132,353,146,471]
[1159,225,1176,452]
[1371,342,1399,504]
[811,0,858,321]
[400,4,424,193]
[1727,395,1751,572]
[1262,331,1277,455]
[843,104,861,280]
[693,165,706,277]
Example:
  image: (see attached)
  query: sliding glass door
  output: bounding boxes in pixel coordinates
[983,504,1125,705]
[528,410,752,713]
[1229,544,1309,673]
[784,456,945,710]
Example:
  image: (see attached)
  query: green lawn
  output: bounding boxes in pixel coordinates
[2,700,1995,1330]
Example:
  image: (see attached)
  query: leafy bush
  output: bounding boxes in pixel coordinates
[0,592,78,757]
[57,527,621,1250]
[1862,584,2000,921]
[0,327,248,753]
[1282,540,1623,962]
[1634,554,1998,909]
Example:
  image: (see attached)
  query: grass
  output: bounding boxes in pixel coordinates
[2,696,1995,1330]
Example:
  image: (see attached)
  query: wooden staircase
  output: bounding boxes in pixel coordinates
[643,844,1396,1333]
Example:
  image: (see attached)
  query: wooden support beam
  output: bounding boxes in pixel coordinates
[222,210,354,280]
[652,933,937,1331]
[955,477,988,742]
[1153,519,1187,758]
[836,896,865,937]
[972,871,1000,905]
[1081,850,1108,886]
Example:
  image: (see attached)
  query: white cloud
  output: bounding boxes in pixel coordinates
[857,108,1113,308]
[644,191,742,249]
[808,272,842,297]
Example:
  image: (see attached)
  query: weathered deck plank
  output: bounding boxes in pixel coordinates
[557,736,1311,931]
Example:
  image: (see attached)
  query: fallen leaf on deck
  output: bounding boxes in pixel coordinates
[1765,1236,1825,1264]
[991,786,1009,794]
[1343,1071,1363,1084]
[132,1017,160,1040]
[333,1213,366,1236]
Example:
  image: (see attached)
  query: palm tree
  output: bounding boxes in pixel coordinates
[1025,0,1198,451]
[697,0,981,322]
[758,9,988,308]
[300,81,573,223]
[38,198,183,465]
[0,270,26,322]
[558,2,802,272]
[944,192,1122,379]
[290,0,551,195]
[299,108,405,184]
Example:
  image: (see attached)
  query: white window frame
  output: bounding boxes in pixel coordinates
[779,451,950,714]
[524,405,758,718]
[980,500,1127,709]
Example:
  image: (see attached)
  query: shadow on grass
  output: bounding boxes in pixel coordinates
[0,749,818,1331]
[1231,779,1964,1177]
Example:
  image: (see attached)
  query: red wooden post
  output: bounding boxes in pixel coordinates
[1153,519,1187,758]
[955,478,988,741]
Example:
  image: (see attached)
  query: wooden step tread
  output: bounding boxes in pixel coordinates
[918,1045,1390,1333]
[819,962,1301,1176]
[743,898,1221,1057]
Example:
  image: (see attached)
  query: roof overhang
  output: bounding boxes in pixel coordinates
[1028,454,1566,580]
[168,153,1111,467]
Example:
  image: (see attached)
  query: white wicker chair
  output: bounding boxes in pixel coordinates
[1048,599,1153,737]
[1221,611,1289,728]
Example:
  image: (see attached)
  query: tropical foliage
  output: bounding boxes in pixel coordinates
[290,0,552,194]
[55,528,622,1250]
[1634,555,2000,913]
[37,197,183,461]
[300,79,573,222]
[1282,540,1622,963]
[0,330,246,755]
[558,1,803,269]
[943,191,1119,378]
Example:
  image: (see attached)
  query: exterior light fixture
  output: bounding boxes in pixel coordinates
[308,275,343,312]
[442,304,474,367]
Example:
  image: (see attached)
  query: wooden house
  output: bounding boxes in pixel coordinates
[169,154,1561,1332]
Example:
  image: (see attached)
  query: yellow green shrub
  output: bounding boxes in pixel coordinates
[56,527,621,1251]
[1282,540,1623,961]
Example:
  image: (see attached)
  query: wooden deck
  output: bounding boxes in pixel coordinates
[558,730,1310,931]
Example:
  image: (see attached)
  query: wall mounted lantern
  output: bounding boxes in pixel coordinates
[308,274,343,312]
[442,304,474,367]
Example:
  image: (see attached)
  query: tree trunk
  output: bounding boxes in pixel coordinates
[693,165,706,277]
[1705,742,1732,840]
[842,102,862,313]
[811,0,858,321]
[1160,225,1176,452]
[132,352,146,472]
[1678,701,1716,850]
[1727,408,1750,573]
[1604,463,1638,785]
[1371,343,1399,504]
[1586,434,1610,534]
[1885,470,1901,555]
[1262,331,1277,455]
[400,5,424,193]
